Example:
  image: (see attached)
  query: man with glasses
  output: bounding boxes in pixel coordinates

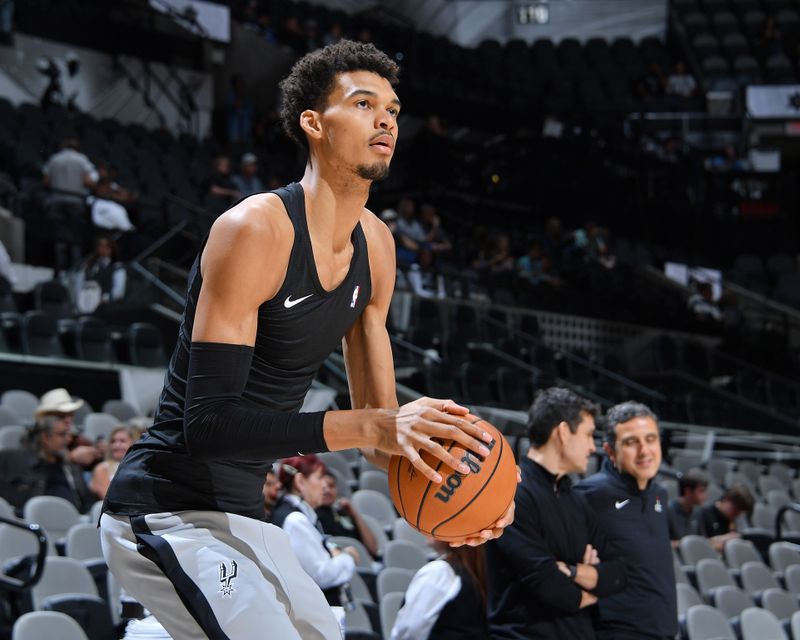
[0,388,95,514]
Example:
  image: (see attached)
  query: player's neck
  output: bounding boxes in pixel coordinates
[300,163,369,251]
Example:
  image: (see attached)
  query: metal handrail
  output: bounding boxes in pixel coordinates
[776,504,800,540]
[0,515,48,591]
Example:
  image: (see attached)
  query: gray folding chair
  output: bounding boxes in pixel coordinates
[351,490,397,531]
[681,535,718,566]
[12,610,89,640]
[739,606,788,640]
[677,583,703,622]
[101,399,138,422]
[0,425,26,450]
[761,588,798,624]
[358,470,390,498]
[1,390,38,424]
[740,561,781,600]
[769,542,800,574]
[712,585,753,622]
[380,591,405,640]
[82,412,119,444]
[0,406,20,427]
[377,567,414,601]
[696,558,737,599]
[31,556,98,610]
[23,495,82,542]
[685,604,736,640]
[383,540,428,572]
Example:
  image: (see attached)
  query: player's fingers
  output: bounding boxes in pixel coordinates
[422,420,491,459]
[414,433,472,474]
[449,530,493,548]
[404,449,444,484]
[488,500,516,529]
[422,397,470,416]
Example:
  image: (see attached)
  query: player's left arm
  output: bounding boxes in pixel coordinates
[342,211,399,472]
[343,212,516,546]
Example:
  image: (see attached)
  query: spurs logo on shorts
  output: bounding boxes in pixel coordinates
[219,560,238,597]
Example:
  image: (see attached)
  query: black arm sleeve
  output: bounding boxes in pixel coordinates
[183,342,329,461]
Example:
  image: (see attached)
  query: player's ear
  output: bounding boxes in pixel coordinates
[602,441,615,462]
[299,109,323,141]
[556,421,570,444]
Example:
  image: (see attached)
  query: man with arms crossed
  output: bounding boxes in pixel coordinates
[575,402,677,640]
[100,40,513,640]
[487,387,626,639]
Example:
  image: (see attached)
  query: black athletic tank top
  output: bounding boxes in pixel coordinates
[105,183,372,519]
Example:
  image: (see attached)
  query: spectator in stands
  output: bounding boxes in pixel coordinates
[42,138,98,272]
[272,455,359,606]
[407,247,446,299]
[0,389,95,514]
[232,152,266,196]
[575,402,677,640]
[665,61,697,98]
[474,233,515,274]
[262,467,281,521]
[226,73,254,147]
[705,145,750,173]
[696,483,755,551]
[395,197,426,266]
[419,203,452,258]
[517,240,562,291]
[667,469,709,545]
[204,155,241,207]
[487,387,627,639]
[280,15,308,53]
[89,425,140,500]
[35,387,101,470]
[316,470,379,558]
[74,235,127,313]
[636,63,666,99]
[391,542,489,640]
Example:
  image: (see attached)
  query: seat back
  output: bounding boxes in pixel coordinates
[696,558,736,597]
[12,610,89,640]
[82,413,119,444]
[392,517,430,548]
[127,322,166,367]
[681,534,718,565]
[740,561,780,597]
[23,495,82,541]
[725,538,761,569]
[350,490,397,529]
[377,567,414,601]
[0,424,26,450]
[358,470,390,498]
[74,317,113,363]
[383,540,428,572]
[1,389,38,423]
[739,606,788,640]
[769,542,800,573]
[677,582,703,618]
[42,593,116,640]
[65,523,103,561]
[31,557,98,610]
[685,604,736,640]
[380,591,405,640]
[713,585,753,620]
[761,588,798,622]
[21,311,63,357]
[100,399,137,422]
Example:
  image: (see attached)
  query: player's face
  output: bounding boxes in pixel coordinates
[562,412,596,475]
[317,70,400,181]
[606,416,662,489]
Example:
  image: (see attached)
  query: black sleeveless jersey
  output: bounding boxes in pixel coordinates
[105,183,372,519]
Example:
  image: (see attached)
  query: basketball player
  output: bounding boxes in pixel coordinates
[99,40,514,640]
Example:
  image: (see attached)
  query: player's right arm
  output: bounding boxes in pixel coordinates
[185,195,490,473]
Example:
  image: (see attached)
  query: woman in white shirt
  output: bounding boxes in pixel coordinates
[391,542,488,640]
[272,454,360,605]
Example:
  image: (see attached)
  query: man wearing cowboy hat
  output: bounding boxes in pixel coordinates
[0,388,96,514]
[35,388,102,469]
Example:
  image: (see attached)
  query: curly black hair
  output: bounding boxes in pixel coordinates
[278,39,400,151]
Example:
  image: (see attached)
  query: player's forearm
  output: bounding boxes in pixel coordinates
[322,408,396,453]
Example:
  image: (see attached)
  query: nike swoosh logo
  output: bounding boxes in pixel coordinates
[284,294,313,309]
[615,499,630,510]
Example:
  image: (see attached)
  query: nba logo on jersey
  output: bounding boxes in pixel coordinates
[350,285,360,308]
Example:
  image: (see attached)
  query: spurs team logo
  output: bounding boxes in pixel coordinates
[219,560,238,597]
[350,285,360,308]
[654,497,663,513]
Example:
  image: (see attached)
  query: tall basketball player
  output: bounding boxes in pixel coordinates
[100,40,514,640]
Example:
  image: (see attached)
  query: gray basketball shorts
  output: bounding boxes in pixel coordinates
[100,510,342,640]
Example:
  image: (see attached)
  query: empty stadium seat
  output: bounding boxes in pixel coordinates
[12,611,89,640]
[126,322,167,367]
[739,606,788,640]
[685,604,736,640]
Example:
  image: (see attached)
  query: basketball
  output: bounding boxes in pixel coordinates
[388,413,517,541]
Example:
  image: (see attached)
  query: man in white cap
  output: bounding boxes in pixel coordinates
[0,388,95,514]
[35,388,102,470]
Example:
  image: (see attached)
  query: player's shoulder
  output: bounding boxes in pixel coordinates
[209,193,294,248]
[360,208,395,249]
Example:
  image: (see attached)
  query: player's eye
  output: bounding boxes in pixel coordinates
[356,100,370,108]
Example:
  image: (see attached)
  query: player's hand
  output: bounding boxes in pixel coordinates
[378,397,494,484]
[448,466,521,547]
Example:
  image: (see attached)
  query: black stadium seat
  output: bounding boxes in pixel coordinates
[73,317,113,363]
[34,280,72,320]
[20,311,63,357]
[127,322,167,367]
